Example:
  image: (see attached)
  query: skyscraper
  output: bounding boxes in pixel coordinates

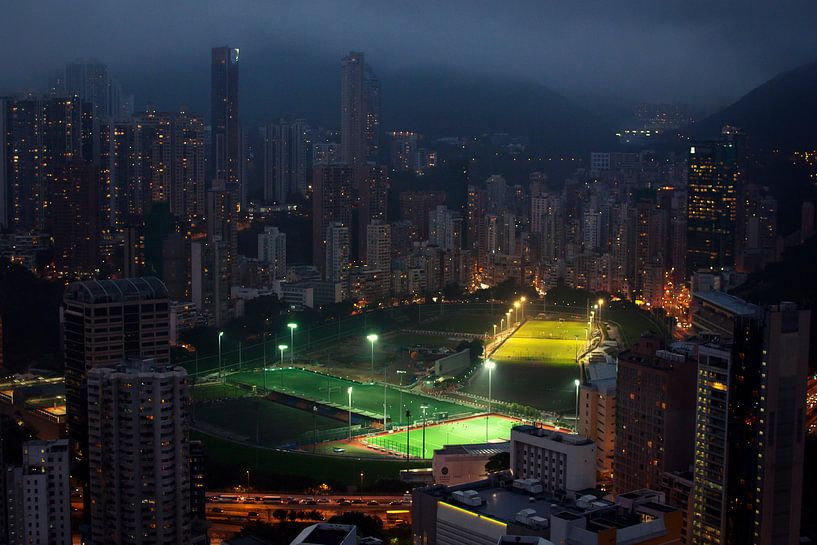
[686,128,744,272]
[691,299,810,545]
[4,440,71,545]
[87,359,191,545]
[357,165,389,260]
[263,117,307,204]
[211,46,241,205]
[312,164,352,275]
[614,335,697,493]
[340,52,380,187]
[366,220,391,272]
[51,160,99,276]
[257,226,287,279]
[62,277,170,516]
[325,222,350,293]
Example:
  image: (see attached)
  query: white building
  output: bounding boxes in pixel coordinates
[257,226,287,279]
[432,442,509,486]
[290,523,356,545]
[510,425,595,495]
[87,359,191,545]
[366,220,391,272]
[577,362,616,483]
[4,439,71,545]
[325,222,350,296]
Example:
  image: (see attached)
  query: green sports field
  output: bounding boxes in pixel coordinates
[463,319,587,413]
[365,415,519,459]
[227,367,478,423]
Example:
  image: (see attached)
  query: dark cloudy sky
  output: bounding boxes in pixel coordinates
[2,0,816,113]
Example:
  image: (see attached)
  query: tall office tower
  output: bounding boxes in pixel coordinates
[325,223,350,295]
[312,165,352,275]
[263,117,307,204]
[366,220,391,272]
[357,165,389,261]
[691,301,809,545]
[4,439,71,545]
[171,111,206,222]
[465,185,487,251]
[65,58,111,128]
[428,206,463,251]
[191,238,231,326]
[51,160,99,276]
[206,188,237,278]
[87,359,191,545]
[388,131,419,171]
[211,46,241,205]
[2,96,93,231]
[341,52,380,187]
[735,183,778,272]
[485,175,507,213]
[62,278,170,513]
[257,226,287,279]
[398,191,446,241]
[614,335,697,493]
[686,128,745,272]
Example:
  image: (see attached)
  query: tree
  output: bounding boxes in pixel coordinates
[328,512,384,539]
[485,451,510,473]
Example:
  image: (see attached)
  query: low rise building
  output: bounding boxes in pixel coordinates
[510,425,595,495]
[433,442,510,486]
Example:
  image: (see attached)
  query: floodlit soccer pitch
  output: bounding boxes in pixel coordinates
[227,367,478,422]
[492,319,589,364]
[364,415,520,459]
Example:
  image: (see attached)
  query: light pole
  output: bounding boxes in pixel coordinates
[597,298,604,326]
[278,344,287,389]
[218,331,224,381]
[520,296,526,320]
[287,323,297,365]
[514,301,520,323]
[484,359,496,441]
[500,318,505,332]
[574,378,581,431]
[493,324,497,338]
[382,360,388,430]
[367,334,378,380]
[420,405,429,459]
[396,370,406,424]
[246,470,251,490]
[405,409,412,461]
[347,387,353,439]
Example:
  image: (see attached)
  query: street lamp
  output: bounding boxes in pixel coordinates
[278,344,288,389]
[246,470,251,490]
[218,331,224,381]
[574,379,581,431]
[514,301,520,323]
[287,323,298,365]
[484,360,496,441]
[367,334,378,379]
[347,387,353,439]
[420,405,430,459]
[396,370,407,424]
[597,298,604,325]
[493,324,497,337]
[500,318,505,331]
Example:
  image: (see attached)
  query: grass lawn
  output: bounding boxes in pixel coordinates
[193,431,429,491]
[463,362,580,414]
[194,397,344,447]
[492,337,581,364]
[227,368,478,422]
[512,319,589,341]
[420,310,508,335]
[191,382,247,401]
[603,307,667,347]
[365,415,520,459]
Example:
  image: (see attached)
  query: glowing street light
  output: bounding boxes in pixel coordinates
[287,323,298,365]
[278,344,288,389]
[367,334,378,379]
[493,324,497,337]
[574,379,581,431]
[347,387,353,439]
[218,331,224,381]
[485,359,496,441]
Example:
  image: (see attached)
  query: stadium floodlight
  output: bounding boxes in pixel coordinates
[287,323,298,365]
[367,334,379,379]
[347,387,353,439]
[218,331,224,381]
[484,359,497,441]
[278,344,288,389]
[574,378,581,430]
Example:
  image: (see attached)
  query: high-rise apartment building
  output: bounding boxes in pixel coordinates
[691,301,810,545]
[87,359,191,545]
[257,226,287,279]
[4,440,71,545]
[312,165,352,275]
[263,117,307,204]
[398,191,445,242]
[191,238,232,327]
[614,335,697,493]
[577,362,616,483]
[686,128,745,272]
[325,223,350,294]
[211,46,241,205]
[428,205,463,251]
[357,165,389,260]
[62,277,170,514]
[340,52,380,187]
[366,220,391,272]
[51,160,99,276]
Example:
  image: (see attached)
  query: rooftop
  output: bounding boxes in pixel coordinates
[435,441,510,457]
[291,524,355,545]
[693,290,758,317]
[64,277,168,304]
[512,425,593,446]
